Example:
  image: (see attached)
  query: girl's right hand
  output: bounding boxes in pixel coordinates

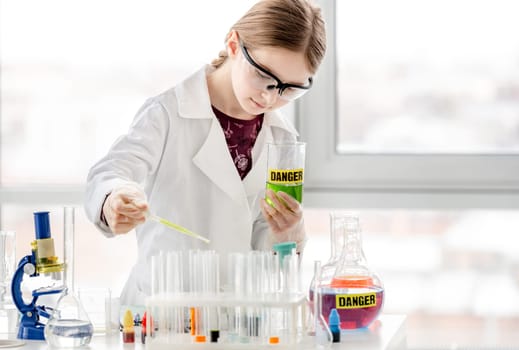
[102,184,149,234]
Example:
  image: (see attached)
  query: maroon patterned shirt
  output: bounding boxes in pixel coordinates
[212,106,264,180]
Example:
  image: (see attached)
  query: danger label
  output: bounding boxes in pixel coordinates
[336,293,377,309]
[268,169,304,184]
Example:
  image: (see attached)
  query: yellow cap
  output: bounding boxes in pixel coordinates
[122,309,134,330]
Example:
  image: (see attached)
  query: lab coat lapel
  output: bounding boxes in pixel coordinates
[193,117,248,207]
[178,66,297,207]
[243,111,298,196]
[177,66,248,207]
[242,125,272,196]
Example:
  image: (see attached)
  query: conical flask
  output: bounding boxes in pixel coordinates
[45,288,94,347]
[44,207,93,347]
[323,214,384,329]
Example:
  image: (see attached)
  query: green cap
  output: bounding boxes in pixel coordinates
[273,241,297,261]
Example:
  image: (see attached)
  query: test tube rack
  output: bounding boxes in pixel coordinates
[143,249,308,349]
[145,292,307,349]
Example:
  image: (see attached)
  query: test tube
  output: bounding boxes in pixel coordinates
[227,253,244,341]
[284,248,300,294]
[151,252,168,340]
[151,252,166,296]
[206,251,220,343]
[246,252,261,343]
[202,251,210,339]
[312,261,333,347]
[166,251,184,339]
[188,250,200,337]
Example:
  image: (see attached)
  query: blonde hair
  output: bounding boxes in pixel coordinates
[211,0,326,74]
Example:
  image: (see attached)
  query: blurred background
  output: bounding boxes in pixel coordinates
[1,0,518,348]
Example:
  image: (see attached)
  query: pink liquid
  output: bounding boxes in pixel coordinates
[320,287,384,329]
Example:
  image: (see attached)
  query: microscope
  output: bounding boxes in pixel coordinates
[10,211,65,340]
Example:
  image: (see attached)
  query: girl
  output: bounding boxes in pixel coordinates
[85,0,326,305]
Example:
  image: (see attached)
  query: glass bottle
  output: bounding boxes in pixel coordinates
[321,214,384,329]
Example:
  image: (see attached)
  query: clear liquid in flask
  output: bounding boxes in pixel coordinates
[46,319,94,347]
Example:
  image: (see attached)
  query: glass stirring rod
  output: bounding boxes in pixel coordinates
[147,212,210,244]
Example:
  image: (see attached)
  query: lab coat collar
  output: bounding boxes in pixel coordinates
[182,65,298,205]
[176,65,299,137]
[176,66,214,120]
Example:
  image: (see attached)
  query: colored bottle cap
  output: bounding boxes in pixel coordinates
[273,241,297,261]
[329,309,341,343]
[141,312,147,327]
[33,211,51,239]
[269,336,280,344]
[123,309,134,330]
[210,330,220,343]
[195,335,206,343]
[329,308,340,327]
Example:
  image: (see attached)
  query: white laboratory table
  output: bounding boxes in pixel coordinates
[1,315,407,350]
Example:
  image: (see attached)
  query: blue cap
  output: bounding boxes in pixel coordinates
[34,211,51,239]
[273,241,297,261]
[329,308,340,327]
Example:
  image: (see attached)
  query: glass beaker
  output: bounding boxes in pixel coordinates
[266,142,305,204]
[317,214,384,329]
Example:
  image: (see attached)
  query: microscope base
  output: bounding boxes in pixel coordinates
[18,317,46,341]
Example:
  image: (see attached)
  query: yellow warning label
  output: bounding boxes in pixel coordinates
[336,292,377,309]
[268,169,304,184]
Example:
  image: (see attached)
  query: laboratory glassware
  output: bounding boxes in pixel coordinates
[45,290,94,347]
[308,212,348,307]
[0,230,16,304]
[0,230,18,335]
[147,212,210,244]
[266,142,306,204]
[45,207,94,347]
[145,249,307,348]
[311,261,333,349]
[318,214,384,329]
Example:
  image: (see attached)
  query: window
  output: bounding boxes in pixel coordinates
[299,0,519,208]
[298,2,519,345]
[336,0,519,154]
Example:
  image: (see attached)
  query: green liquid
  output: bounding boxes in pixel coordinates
[266,182,303,204]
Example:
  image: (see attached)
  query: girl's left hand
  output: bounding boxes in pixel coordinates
[260,189,306,245]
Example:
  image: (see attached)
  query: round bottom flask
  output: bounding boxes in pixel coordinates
[320,215,384,329]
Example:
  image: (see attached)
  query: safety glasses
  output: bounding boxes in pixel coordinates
[239,41,313,101]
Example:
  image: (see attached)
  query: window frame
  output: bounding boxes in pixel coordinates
[297,0,519,209]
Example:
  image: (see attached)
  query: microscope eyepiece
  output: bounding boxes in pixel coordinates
[34,211,51,240]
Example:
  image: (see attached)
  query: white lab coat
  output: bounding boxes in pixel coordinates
[84,65,298,305]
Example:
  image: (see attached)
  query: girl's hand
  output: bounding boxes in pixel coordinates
[260,189,306,249]
[102,184,149,234]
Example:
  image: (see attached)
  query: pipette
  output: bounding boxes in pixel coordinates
[147,213,210,244]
